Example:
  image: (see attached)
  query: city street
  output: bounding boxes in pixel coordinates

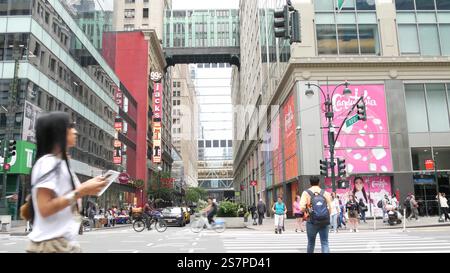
[1,225,450,253]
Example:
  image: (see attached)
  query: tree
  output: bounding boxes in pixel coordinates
[147,172,176,205]
[185,187,207,204]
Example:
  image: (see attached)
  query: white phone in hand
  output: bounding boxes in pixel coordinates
[97,170,120,196]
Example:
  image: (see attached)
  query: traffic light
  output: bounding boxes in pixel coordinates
[7,140,16,158]
[274,5,290,38]
[289,10,301,44]
[357,100,367,121]
[319,159,329,177]
[337,158,346,177]
[338,179,349,189]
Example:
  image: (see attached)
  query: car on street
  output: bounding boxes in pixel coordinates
[161,207,186,227]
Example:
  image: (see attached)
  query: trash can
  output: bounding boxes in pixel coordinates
[0,215,12,232]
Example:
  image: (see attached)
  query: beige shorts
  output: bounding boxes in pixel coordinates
[27,237,81,253]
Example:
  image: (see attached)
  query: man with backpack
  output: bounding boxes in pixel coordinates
[300,176,332,253]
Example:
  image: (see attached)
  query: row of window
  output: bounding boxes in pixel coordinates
[198,140,233,148]
[314,0,450,11]
[32,0,117,99]
[405,83,450,133]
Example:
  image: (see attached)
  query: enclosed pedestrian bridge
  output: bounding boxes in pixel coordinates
[163,9,240,68]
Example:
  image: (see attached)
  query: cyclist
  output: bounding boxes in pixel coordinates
[202,197,218,225]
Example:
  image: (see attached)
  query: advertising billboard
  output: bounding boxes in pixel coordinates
[272,114,283,184]
[0,141,36,174]
[153,121,162,163]
[22,101,43,143]
[325,176,392,217]
[321,85,392,174]
[282,93,298,181]
[153,82,163,121]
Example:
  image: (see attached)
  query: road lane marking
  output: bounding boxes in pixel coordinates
[189,249,194,253]
[147,243,154,247]
[133,250,139,253]
[192,242,197,246]
[3,242,16,246]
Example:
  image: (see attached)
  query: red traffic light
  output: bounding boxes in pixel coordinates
[4,163,11,171]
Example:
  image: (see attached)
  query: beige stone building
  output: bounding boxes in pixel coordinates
[113,0,171,39]
[234,0,450,216]
[172,64,199,187]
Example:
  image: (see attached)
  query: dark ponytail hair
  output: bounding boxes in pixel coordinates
[33,112,76,187]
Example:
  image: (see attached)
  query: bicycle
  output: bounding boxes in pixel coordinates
[190,213,226,233]
[133,211,168,233]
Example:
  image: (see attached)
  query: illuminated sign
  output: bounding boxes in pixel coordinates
[150,71,163,82]
[153,83,163,121]
[152,121,162,163]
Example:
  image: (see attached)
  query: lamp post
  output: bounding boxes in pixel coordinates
[305,81,352,194]
[432,151,442,221]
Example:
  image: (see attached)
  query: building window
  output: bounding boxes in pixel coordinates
[315,12,380,55]
[124,24,135,31]
[143,8,149,18]
[124,9,135,18]
[206,140,211,148]
[125,0,135,3]
[213,140,219,147]
[405,83,450,132]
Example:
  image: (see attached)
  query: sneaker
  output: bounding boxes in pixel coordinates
[355,229,359,232]
[275,229,278,234]
[350,229,354,232]
[295,229,298,233]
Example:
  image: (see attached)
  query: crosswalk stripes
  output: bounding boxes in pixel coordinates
[220,231,450,253]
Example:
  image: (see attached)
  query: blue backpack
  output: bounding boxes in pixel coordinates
[306,189,330,227]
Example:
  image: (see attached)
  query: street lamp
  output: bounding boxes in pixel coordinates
[305,80,356,194]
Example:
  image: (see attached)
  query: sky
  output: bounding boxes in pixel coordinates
[172,0,239,10]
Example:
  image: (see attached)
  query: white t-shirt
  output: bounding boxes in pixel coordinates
[28,155,81,243]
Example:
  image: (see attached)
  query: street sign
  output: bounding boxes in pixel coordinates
[346,114,359,127]
[425,160,435,170]
[250,180,257,187]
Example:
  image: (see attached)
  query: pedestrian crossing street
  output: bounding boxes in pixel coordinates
[219,230,450,253]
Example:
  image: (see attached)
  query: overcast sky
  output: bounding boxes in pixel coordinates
[172,0,239,10]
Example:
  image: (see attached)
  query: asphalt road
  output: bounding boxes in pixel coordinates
[1,225,450,253]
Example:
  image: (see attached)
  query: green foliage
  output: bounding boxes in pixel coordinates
[217,201,239,217]
[185,187,208,204]
[196,199,208,213]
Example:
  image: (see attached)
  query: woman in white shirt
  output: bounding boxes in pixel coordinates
[330,192,340,233]
[27,112,107,253]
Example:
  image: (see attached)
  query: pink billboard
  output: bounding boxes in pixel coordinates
[325,176,392,217]
[321,84,392,174]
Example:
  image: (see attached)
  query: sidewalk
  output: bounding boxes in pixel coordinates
[1,224,132,236]
[246,216,450,232]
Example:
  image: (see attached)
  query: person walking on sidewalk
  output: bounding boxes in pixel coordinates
[337,196,346,230]
[358,198,367,223]
[330,192,340,233]
[294,195,305,232]
[272,196,287,234]
[25,112,107,253]
[437,193,450,222]
[408,195,419,221]
[346,194,360,232]
[257,199,266,225]
[403,193,412,219]
[300,176,332,253]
